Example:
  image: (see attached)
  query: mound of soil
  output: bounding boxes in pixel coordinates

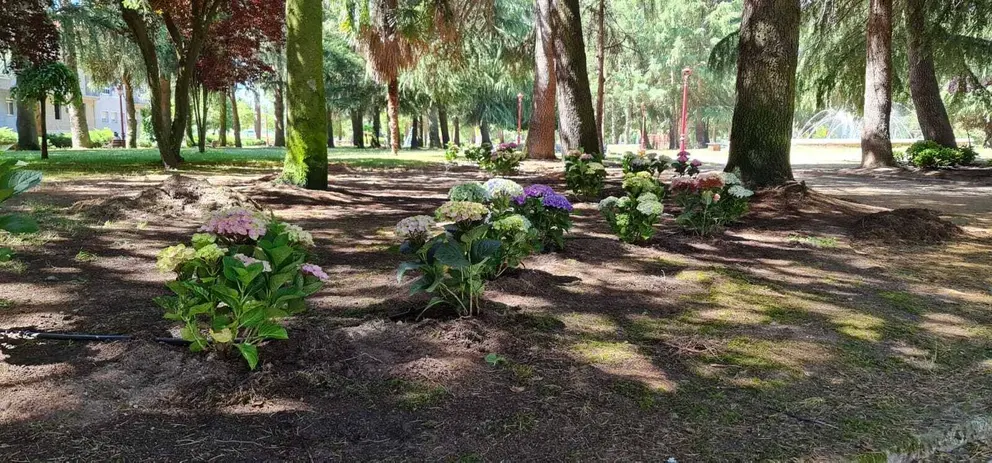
[70,175,259,221]
[851,208,962,244]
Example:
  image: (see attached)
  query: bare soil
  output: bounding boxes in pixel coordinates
[1,163,991,461]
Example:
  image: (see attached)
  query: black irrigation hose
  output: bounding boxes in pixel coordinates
[0,330,192,346]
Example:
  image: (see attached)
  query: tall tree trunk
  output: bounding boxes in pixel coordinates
[327,109,335,148]
[273,82,286,147]
[15,76,40,151]
[218,92,228,146]
[527,0,558,159]
[623,103,631,144]
[387,78,401,154]
[124,76,138,148]
[861,0,896,168]
[695,116,708,149]
[159,75,172,139]
[230,88,242,148]
[480,120,492,145]
[595,0,606,150]
[350,107,365,148]
[370,106,382,148]
[553,0,600,156]
[420,114,427,147]
[453,116,461,146]
[39,96,48,159]
[428,107,441,148]
[410,116,420,149]
[63,38,92,149]
[725,0,799,186]
[197,86,208,153]
[438,105,450,145]
[905,0,956,148]
[253,89,263,140]
[283,0,328,189]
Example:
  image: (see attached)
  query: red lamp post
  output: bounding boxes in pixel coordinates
[679,67,692,153]
[516,93,523,144]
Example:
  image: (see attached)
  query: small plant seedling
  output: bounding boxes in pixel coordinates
[485,353,507,366]
[74,250,98,262]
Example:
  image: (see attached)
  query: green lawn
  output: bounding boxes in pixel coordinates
[2,147,448,178]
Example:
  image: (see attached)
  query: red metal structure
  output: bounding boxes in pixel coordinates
[679,67,692,152]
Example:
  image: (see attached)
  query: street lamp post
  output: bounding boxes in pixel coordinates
[679,68,692,153]
[516,93,523,144]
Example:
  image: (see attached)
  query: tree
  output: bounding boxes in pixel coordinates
[527,0,557,159]
[553,0,601,155]
[905,0,956,147]
[53,4,92,149]
[282,0,327,189]
[1,0,59,152]
[724,0,800,187]
[861,0,896,168]
[12,63,79,159]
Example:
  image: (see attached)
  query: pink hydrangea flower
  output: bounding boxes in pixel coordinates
[713,193,721,203]
[690,159,702,167]
[200,208,268,241]
[301,263,329,282]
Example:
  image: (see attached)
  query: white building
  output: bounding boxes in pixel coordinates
[0,69,148,141]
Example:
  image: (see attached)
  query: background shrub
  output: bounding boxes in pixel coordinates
[0,127,16,146]
[904,140,978,168]
[46,133,72,148]
[89,128,114,147]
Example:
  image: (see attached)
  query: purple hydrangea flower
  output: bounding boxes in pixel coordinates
[200,208,267,241]
[301,263,329,282]
[677,151,691,163]
[542,193,573,212]
[513,184,557,205]
[690,159,702,167]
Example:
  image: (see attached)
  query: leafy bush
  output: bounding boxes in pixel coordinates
[903,140,979,168]
[445,142,460,162]
[154,208,327,369]
[564,150,606,199]
[89,128,114,147]
[0,128,17,146]
[243,138,267,147]
[670,171,753,235]
[463,143,493,163]
[0,155,42,261]
[47,132,72,148]
[478,142,525,174]
[511,184,573,251]
[622,150,671,177]
[598,172,665,243]
[671,151,702,176]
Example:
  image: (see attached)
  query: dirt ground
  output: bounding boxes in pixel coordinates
[1,161,991,461]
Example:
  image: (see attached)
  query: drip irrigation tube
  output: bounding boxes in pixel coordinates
[0,330,191,346]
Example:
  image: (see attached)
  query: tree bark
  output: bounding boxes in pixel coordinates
[39,96,48,159]
[387,77,401,154]
[15,75,40,151]
[124,75,138,148]
[63,37,92,149]
[527,0,558,159]
[197,86,208,153]
[480,120,492,145]
[428,106,441,148]
[218,92,228,146]
[905,0,956,148]
[410,116,420,149]
[273,82,286,147]
[438,105,450,145]
[595,0,606,150]
[350,107,365,148]
[327,109,335,148]
[861,0,896,168]
[230,88,242,148]
[253,89,263,140]
[553,0,600,156]
[283,0,328,189]
[453,116,461,146]
[725,0,799,186]
[370,106,382,148]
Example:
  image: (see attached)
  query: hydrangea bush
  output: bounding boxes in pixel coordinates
[670,171,754,235]
[463,143,493,163]
[671,151,702,177]
[622,150,671,178]
[444,142,460,162]
[477,142,526,174]
[396,179,573,316]
[599,172,666,243]
[564,150,606,199]
[154,208,327,369]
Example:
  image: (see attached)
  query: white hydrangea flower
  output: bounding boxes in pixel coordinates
[722,172,743,185]
[283,223,314,247]
[637,192,659,203]
[636,200,663,216]
[727,184,754,198]
[598,196,619,211]
[395,215,437,241]
[483,178,525,200]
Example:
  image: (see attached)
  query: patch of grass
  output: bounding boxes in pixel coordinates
[385,379,448,411]
[879,291,927,314]
[675,269,716,284]
[500,411,537,433]
[515,312,565,332]
[74,250,98,262]
[0,299,12,309]
[611,379,660,409]
[571,341,637,365]
[788,234,840,248]
[0,259,27,274]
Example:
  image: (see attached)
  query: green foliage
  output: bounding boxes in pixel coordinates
[511,187,573,252]
[0,128,16,146]
[47,133,72,149]
[0,156,43,261]
[88,129,115,148]
[564,150,606,199]
[599,172,665,243]
[11,62,79,106]
[902,141,978,168]
[444,142,460,162]
[622,151,671,177]
[477,142,525,174]
[671,172,753,236]
[154,210,326,369]
[463,143,492,162]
